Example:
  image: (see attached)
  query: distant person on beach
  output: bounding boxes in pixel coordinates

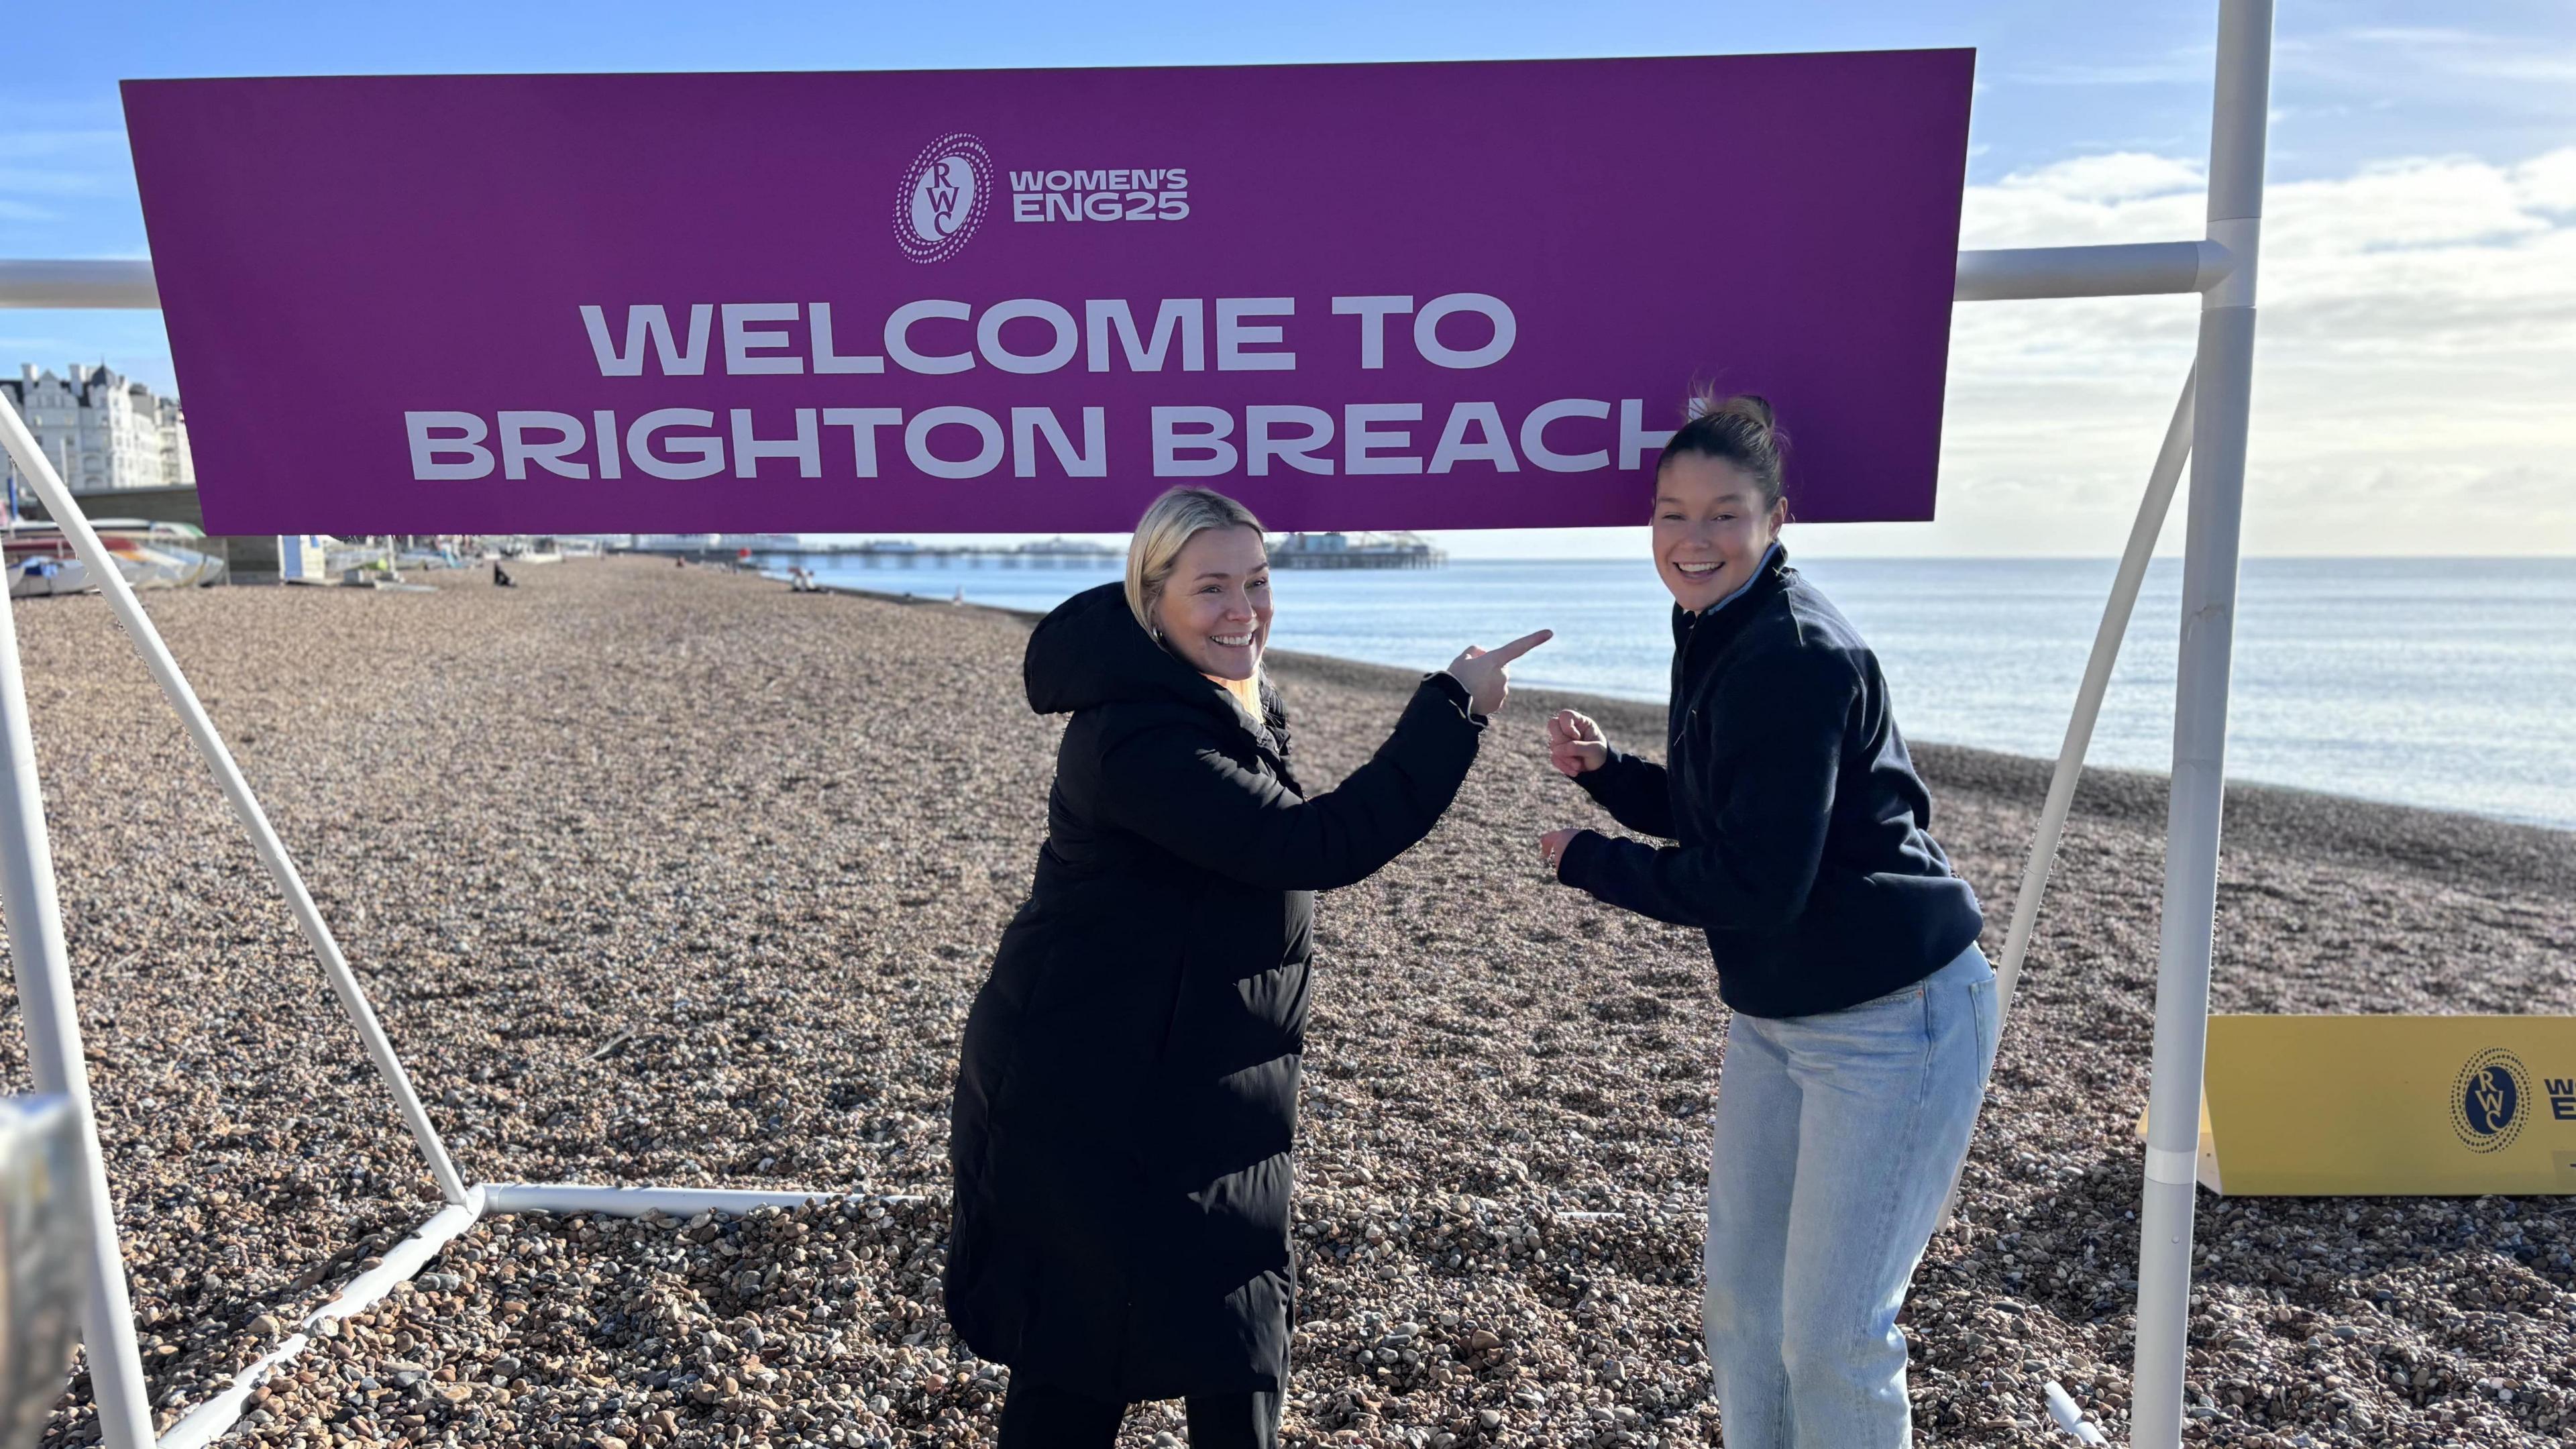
[1537,394,1991,1449]
[491,562,513,588]
[947,485,1548,1448]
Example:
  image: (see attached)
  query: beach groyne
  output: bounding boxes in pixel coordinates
[7,557,2570,1448]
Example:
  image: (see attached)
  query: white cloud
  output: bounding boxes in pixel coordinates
[0,125,139,250]
[2277,156,2547,248]
[2004,52,2214,88]
[1913,145,2576,556]
[2347,28,2487,47]
[2343,26,2576,85]
[0,168,120,199]
[1992,151,2206,206]
[0,128,132,197]
[2516,150,2576,212]
[7,127,127,159]
[2291,26,2576,124]
[1962,153,2205,250]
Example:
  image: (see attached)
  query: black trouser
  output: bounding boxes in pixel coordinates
[996,1377,1281,1449]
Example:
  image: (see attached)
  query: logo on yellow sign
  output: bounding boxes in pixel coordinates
[2451,1048,2531,1154]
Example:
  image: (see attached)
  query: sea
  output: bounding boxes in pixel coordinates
[757,552,2576,833]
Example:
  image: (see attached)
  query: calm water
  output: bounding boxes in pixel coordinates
[761,552,2576,831]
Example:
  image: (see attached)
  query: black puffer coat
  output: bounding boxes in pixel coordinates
[945,582,1484,1401]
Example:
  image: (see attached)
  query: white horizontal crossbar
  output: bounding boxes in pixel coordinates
[1,245,2238,313]
[0,259,158,309]
[1955,241,2234,302]
[482,1181,875,1217]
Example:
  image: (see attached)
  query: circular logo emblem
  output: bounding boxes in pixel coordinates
[2451,1048,2530,1153]
[894,133,993,264]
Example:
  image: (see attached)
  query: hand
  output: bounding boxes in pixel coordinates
[1444,630,1552,716]
[1540,827,1585,877]
[1546,708,1609,777]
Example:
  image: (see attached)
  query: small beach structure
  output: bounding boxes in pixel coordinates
[4,517,226,594]
[703,537,1126,570]
[1266,530,1446,569]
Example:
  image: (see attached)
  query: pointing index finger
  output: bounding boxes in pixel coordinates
[1485,629,1554,665]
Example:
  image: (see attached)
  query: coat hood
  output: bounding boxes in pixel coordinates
[1026,580,1250,722]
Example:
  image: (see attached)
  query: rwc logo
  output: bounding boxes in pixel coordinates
[894,133,994,264]
[2451,1048,2533,1153]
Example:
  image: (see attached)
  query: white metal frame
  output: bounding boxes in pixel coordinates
[1,7,2267,1444]
[0,400,855,1449]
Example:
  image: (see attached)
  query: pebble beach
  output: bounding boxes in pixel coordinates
[8,556,2575,1449]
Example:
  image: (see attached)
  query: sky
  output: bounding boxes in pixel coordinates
[4,1,2571,557]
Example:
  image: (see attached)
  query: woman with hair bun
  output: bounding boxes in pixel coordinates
[948,486,1548,1447]
[1538,396,1994,1448]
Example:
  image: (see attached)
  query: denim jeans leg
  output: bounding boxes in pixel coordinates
[1703,1008,1801,1449]
[1769,947,1998,1449]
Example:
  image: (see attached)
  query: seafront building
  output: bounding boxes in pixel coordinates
[0,364,195,495]
[627,533,802,553]
[1267,530,1444,568]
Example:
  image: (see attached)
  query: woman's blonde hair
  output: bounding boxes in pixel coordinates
[1126,486,1268,708]
[1125,486,1267,631]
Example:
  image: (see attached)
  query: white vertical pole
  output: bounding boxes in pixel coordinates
[2132,2,2269,1444]
[0,397,468,1206]
[0,590,154,1447]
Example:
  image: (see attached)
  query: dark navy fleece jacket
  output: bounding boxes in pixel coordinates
[1556,547,1983,1018]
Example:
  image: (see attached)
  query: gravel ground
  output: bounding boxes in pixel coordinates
[7,557,2572,1448]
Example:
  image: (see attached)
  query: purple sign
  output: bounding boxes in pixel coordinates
[123,54,1973,535]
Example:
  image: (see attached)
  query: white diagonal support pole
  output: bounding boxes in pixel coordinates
[0,396,468,1207]
[1993,364,2196,1032]
[1932,363,2195,1235]
[2133,2,2270,1444]
[153,1190,485,1449]
[0,585,154,1448]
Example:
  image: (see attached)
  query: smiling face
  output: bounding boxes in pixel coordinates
[1653,454,1786,612]
[1151,525,1273,682]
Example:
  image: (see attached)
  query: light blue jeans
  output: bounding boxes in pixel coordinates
[1703,945,1999,1449]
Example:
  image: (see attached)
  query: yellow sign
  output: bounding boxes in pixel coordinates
[2141,1016,2576,1197]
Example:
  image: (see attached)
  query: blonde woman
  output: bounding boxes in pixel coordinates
[947,486,1547,1446]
